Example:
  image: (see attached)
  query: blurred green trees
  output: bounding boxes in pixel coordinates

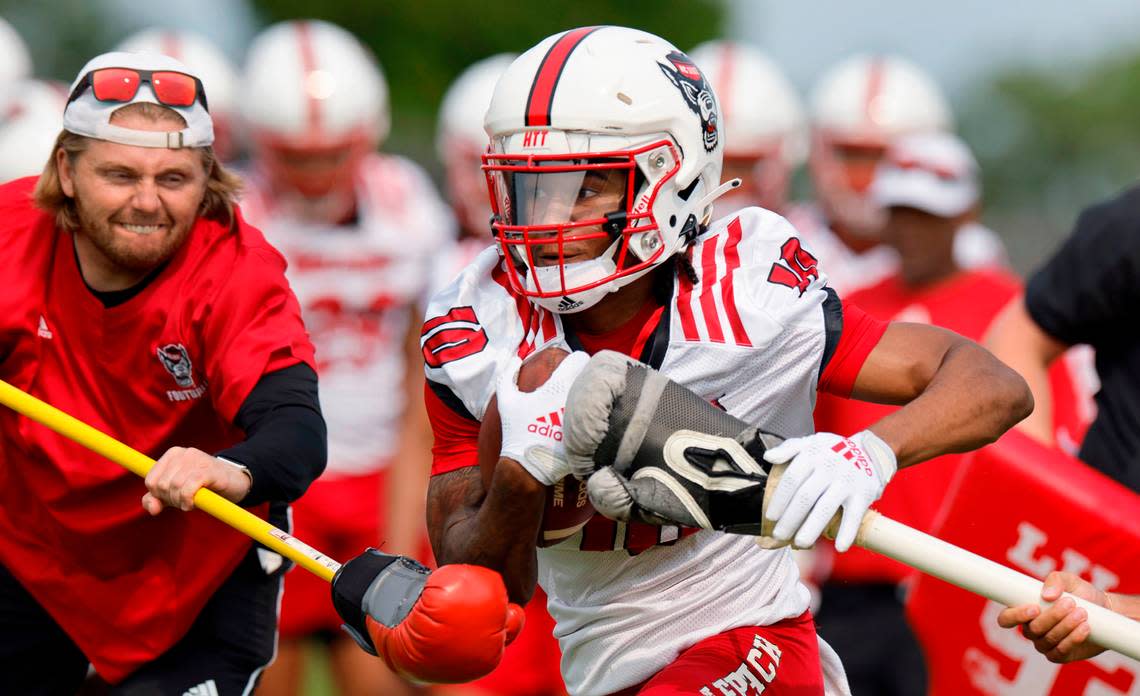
[960,52,1140,270]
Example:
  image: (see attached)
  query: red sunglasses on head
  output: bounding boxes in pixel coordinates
[67,67,209,111]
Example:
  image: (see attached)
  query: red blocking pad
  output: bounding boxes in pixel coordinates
[906,430,1140,695]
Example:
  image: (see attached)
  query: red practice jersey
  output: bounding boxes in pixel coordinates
[814,268,1089,584]
[0,177,314,682]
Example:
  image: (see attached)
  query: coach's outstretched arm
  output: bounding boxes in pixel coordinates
[764,323,1033,551]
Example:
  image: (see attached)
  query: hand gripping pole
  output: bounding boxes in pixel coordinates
[0,379,341,582]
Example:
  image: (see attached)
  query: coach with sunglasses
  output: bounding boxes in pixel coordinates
[0,51,329,693]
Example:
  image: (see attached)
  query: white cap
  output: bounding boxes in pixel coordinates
[871,132,979,217]
[63,51,214,149]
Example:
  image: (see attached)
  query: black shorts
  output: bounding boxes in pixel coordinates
[0,538,288,696]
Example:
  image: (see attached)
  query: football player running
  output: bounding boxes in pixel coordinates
[239,19,452,696]
[419,27,1031,695]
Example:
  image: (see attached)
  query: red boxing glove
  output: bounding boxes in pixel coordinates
[367,564,525,683]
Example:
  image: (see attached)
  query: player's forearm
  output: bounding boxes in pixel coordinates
[427,463,543,603]
[870,339,1033,468]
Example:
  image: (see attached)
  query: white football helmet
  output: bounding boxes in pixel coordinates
[0,79,66,183]
[241,19,388,205]
[437,53,515,237]
[808,54,953,235]
[484,26,729,314]
[689,40,805,214]
[115,28,239,160]
[0,16,32,117]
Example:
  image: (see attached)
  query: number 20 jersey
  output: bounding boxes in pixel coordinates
[423,206,869,696]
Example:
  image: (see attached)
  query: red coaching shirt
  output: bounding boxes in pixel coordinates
[0,177,315,682]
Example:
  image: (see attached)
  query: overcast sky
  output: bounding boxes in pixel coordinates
[728,0,1140,97]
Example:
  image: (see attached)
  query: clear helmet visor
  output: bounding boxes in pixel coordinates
[482,140,679,310]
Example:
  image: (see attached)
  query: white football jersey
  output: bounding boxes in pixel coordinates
[244,153,455,477]
[424,207,852,695]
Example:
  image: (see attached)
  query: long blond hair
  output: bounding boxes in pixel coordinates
[33,102,243,231]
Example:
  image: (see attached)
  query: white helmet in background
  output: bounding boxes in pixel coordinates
[809,53,952,236]
[0,16,33,116]
[241,19,388,207]
[484,26,729,314]
[115,28,240,160]
[0,79,66,183]
[437,53,515,237]
[689,40,805,214]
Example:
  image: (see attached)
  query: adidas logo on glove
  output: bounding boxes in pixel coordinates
[528,409,564,441]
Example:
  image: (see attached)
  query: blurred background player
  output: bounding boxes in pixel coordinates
[0,16,56,184]
[114,27,242,162]
[436,53,514,246]
[811,131,1091,695]
[238,19,452,696]
[687,39,806,218]
[431,52,516,292]
[789,53,1007,295]
[431,52,568,696]
[0,15,31,88]
[0,78,66,183]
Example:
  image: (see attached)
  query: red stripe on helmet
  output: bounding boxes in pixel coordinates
[159,31,183,61]
[296,21,322,134]
[862,56,885,127]
[525,26,600,127]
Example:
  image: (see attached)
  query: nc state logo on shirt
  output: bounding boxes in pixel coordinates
[157,343,208,403]
[156,343,195,388]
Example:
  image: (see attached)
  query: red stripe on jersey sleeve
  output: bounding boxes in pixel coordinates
[721,218,752,347]
[424,382,480,476]
[676,247,700,340]
[819,300,889,398]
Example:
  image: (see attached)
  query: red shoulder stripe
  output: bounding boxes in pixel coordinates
[676,247,700,340]
[720,217,752,347]
[698,235,725,343]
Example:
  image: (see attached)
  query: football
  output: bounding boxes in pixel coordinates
[479,346,596,547]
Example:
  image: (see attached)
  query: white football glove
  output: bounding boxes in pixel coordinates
[762,430,897,552]
[496,351,590,486]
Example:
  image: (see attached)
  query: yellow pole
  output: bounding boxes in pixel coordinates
[0,379,340,582]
